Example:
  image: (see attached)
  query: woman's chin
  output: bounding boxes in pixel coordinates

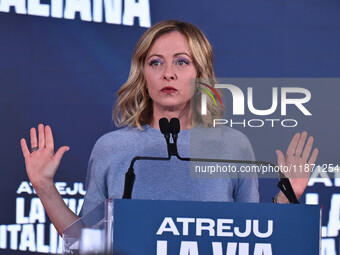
[153,101,190,113]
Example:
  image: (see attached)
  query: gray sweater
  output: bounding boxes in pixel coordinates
[80,125,259,216]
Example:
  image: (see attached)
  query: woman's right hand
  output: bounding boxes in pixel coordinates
[20,124,70,189]
[21,124,79,236]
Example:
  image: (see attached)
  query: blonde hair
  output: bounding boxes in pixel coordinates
[113,20,225,130]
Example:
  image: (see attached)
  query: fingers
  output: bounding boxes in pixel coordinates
[20,138,30,157]
[45,125,54,150]
[38,124,45,149]
[287,131,315,160]
[286,133,300,156]
[30,127,38,149]
[308,148,319,165]
[301,136,314,161]
[54,146,70,162]
[295,131,307,157]
[276,150,285,166]
[291,131,317,163]
[26,124,55,152]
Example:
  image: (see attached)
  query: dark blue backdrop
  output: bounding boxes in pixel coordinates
[0,0,339,254]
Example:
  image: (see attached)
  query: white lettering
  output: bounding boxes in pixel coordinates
[253,220,273,238]
[64,0,92,21]
[254,243,273,255]
[27,0,49,16]
[239,243,249,254]
[19,224,36,251]
[196,218,215,236]
[0,0,26,14]
[234,219,251,237]
[216,219,233,237]
[156,217,180,235]
[308,168,333,187]
[29,198,46,223]
[177,218,195,236]
[0,225,7,249]
[281,87,311,116]
[215,84,245,115]
[36,224,49,252]
[305,193,319,205]
[16,198,29,224]
[7,224,21,250]
[122,0,150,27]
[327,194,340,237]
[16,182,33,195]
[179,241,199,255]
[248,87,278,115]
[51,0,63,17]
[157,240,167,255]
[321,238,336,255]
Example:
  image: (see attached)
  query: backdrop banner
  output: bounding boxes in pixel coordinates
[0,0,339,254]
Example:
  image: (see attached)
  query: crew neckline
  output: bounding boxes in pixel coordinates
[143,124,194,134]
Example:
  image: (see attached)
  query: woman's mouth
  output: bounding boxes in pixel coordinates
[161,86,178,94]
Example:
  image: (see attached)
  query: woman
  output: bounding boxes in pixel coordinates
[20,20,318,236]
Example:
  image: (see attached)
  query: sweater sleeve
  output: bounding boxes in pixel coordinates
[79,136,110,216]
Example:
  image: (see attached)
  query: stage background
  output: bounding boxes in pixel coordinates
[0,0,339,254]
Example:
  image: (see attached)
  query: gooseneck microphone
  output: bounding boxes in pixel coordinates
[159,118,171,144]
[122,118,299,204]
[160,118,179,156]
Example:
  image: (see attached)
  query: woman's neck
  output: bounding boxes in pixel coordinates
[150,104,191,130]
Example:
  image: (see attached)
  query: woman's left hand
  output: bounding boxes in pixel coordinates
[275,131,319,203]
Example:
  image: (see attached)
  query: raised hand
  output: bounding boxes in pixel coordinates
[20,124,78,235]
[20,124,69,189]
[276,131,318,202]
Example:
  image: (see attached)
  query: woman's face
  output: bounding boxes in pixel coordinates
[144,31,198,114]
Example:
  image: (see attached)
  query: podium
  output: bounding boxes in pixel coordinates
[63,199,320,255]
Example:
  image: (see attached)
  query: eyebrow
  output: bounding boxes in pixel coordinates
[147,52,192,61]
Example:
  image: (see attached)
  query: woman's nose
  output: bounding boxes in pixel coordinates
[163,64,176,81]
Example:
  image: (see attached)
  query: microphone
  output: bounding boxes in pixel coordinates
[159,118,171,144]
[170,118,180,144]
[160,118,178,157]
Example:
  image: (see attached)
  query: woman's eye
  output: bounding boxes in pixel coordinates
[176,59,189,66]
[149,60,162,66]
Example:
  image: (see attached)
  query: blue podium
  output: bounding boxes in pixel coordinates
[63,199,320,255]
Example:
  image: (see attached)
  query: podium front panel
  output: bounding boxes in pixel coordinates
[113,199,320,255]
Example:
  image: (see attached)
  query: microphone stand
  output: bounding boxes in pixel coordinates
[122,155,170,199]
[122,118,299,204]
[122,118,173,199]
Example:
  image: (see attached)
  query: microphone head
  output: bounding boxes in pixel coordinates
[159,118,170,135]
[170,118,180,134]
